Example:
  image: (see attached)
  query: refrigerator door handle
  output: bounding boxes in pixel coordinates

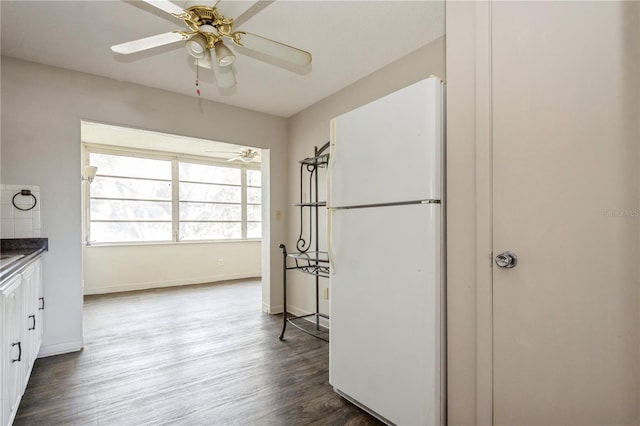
[327,208,335,273]
[327,120,337,273]
[327,120,337,209]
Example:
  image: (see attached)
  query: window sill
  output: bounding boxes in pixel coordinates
[84,239,261,248]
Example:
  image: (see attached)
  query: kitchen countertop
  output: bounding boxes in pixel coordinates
[0,238,48,282]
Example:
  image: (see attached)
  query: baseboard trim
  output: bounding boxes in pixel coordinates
[265,303,284,314]
[84,273,261,295]
[38,339,84,358]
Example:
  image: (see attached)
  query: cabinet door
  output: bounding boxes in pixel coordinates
[2,276,24,426]
[34,259,44,355]
[21,264,37,380]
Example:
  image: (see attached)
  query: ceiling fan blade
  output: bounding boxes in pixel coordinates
[205,150,241,154]
[141,0,187,17]
[111,32,187,54]
[216,0,260,24]
[232,0,274,28]
[233,32,312,66]
[227,156,241,162]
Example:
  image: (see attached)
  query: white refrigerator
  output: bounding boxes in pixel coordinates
[327,77,445,425]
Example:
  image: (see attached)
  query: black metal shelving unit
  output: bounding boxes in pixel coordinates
[279,142,330,342]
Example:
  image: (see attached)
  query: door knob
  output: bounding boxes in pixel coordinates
[495,251,518,268]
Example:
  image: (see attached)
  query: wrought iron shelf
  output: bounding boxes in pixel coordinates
[299,153,329,167]
[285,251,330,278]
[286,313,329,342]
[279,142,331,343]
[287,251,330,263]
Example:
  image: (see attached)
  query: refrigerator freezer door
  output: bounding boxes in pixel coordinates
[328,77,444,209]
[329,203,443,425]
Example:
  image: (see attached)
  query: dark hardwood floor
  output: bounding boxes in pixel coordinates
[15,279,382,425]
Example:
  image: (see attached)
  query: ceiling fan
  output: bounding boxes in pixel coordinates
[111,0,312,90]
[207,148,260,162]
[228,148,259,162]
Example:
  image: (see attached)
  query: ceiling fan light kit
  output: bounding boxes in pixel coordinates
[185,33,207,59]
[214,42,235,66]
[111,0,312,91]
[210,49,237,88]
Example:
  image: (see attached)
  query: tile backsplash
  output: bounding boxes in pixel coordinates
[1,185,42,238]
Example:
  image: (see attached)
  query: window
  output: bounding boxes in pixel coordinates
[86,147,262,244]
[246,169,262,239]
[179,162,242,240]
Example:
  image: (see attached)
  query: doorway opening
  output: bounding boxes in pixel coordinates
[79,121,269,300]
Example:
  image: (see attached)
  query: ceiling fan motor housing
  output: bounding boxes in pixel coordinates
[181,2,234,38]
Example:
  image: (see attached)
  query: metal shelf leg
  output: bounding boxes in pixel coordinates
[279,244,287,340]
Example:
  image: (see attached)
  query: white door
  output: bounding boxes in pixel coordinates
[329,203,443,425]
[329,78,443,208]
[491,2,639,424]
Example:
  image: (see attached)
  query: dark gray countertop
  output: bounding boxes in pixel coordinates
[0,238,48,282]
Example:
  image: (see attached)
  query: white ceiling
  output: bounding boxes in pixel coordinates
[0,0,444,118]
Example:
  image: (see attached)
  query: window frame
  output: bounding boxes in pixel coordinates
[245,169,263,239]
[83,144,262,246]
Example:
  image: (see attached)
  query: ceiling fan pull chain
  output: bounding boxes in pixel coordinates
[195,59,201,96]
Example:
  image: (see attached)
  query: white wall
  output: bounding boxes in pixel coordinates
[83,241,261,295]
[0,57,288,356]
[444,3,478,424]
[285,37,445,318]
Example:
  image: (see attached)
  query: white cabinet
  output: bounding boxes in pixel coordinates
[33,261,44,360]
[1,275,23,426]
[0,257,44,426]
[20,263,41,385]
